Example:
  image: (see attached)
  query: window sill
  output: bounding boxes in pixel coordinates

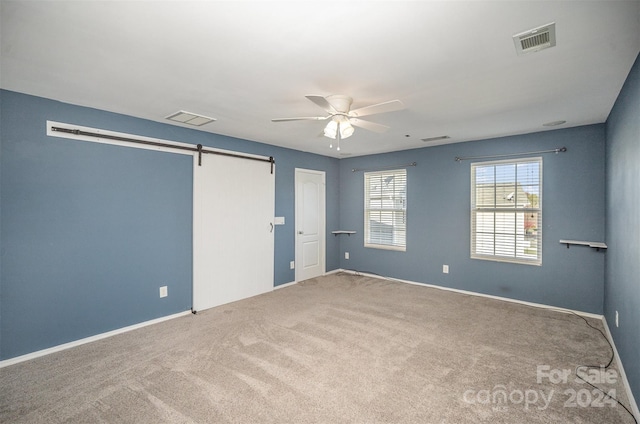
[365,243,406,252]
[471,254,541,266]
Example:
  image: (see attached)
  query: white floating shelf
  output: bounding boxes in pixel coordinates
[332,231,356,236]
[559,239,607,251]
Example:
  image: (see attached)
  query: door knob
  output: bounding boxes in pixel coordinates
[298,231,304,234]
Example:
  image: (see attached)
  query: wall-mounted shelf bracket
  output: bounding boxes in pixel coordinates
[332,231,356,237]
[559,239,608,251]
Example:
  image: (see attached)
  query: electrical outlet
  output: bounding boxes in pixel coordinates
[345,252,350,260]
[443,265,449,274]
[615,310,619,328]
[290,261,295,270]
[159,286,168,298]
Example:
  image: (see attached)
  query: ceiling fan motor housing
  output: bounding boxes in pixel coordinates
[326,95,353,114]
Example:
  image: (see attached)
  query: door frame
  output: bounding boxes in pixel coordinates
[294,168,326,282]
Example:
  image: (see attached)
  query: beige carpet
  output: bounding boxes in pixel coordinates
[0,273,635,423]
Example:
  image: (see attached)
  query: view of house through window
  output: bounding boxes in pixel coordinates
[364,169,407,251]
[471,157,542,265]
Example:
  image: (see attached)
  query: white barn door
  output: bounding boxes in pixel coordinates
[193,153,274,312]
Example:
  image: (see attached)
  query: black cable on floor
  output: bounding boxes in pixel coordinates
[339,269,383,278]
[551,309,638,424]
[338,271,638,423]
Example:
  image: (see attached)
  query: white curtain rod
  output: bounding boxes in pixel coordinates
[454,147,567,162]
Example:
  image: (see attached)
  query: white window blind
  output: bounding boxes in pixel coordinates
[364,169,407,251]
[471,157,542,265]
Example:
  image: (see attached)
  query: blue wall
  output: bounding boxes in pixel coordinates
[605,53,640,402]
[338,125,606,314]
[0,76,631,397]
[0,90,340,360]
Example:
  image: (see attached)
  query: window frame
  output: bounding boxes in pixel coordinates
[364,168,407,251]
[470,157,542,266]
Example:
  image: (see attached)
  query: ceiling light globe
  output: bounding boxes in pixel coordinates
[340,123,355,139]
[324,120,338,139]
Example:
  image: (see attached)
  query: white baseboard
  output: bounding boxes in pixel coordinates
[0,310,192,368]
[602,316,640,421]
[337,269,639,420]
[338,269,603,319]
[273,280,297,290]
[276,269,342,289]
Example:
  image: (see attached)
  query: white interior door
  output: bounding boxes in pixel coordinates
[193,153,274,312]
[295,169,326,282]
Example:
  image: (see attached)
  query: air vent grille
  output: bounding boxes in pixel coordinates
[513,22,556,55]
[520,32,550,50]
[421,135,450,143]
[166,110,216,126]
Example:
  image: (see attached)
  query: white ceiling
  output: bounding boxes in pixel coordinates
[1,1,639,158]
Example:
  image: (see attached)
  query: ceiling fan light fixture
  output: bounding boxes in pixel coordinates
[324,120,338,139]
[273,94,405,146]
[340,122,355,139]
[324,119,354,140]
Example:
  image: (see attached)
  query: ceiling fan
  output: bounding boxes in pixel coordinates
[272,95,405,150]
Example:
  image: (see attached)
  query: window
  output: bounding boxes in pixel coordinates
[471,157,542,265]
[364,169,407,251]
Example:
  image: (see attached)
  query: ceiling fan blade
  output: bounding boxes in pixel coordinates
[305,95,337,114]
[271,116,329,122]
[349,100,405,117]
[349,118,390,133]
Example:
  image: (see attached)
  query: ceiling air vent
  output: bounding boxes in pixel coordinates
[166,110,216,126]
[421,135,450,143]
[513,22,556,55]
